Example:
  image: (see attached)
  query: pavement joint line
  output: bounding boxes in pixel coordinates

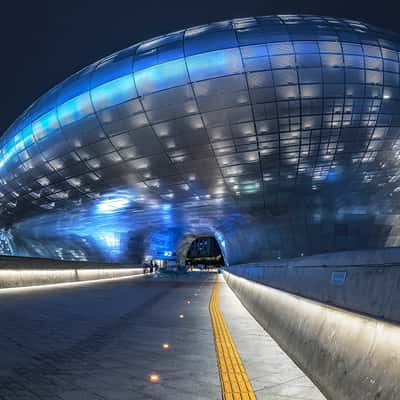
[209,275,256,400]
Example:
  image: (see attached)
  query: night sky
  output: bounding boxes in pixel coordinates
[1,0,399,134]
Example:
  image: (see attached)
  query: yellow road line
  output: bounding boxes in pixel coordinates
[209,275,256,400]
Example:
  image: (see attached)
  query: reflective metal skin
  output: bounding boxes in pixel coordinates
[1,15,400,264]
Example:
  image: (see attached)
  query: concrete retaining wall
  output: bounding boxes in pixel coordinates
[0,255,136,270]
[0,255,142,289]
[228,249,400,324]
[224,271,400,400]
[236,248,400,267]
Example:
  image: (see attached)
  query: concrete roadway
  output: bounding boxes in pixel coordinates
[0,272,325,400]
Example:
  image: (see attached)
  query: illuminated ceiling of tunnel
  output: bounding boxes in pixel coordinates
[2,15,400,263]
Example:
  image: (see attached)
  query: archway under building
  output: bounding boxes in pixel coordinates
[185,236,225,270]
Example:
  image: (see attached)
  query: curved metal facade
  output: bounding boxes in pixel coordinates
[2,15,400,263]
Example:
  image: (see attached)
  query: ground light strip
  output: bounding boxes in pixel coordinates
[0,271,144,295]
[209,276,256,400]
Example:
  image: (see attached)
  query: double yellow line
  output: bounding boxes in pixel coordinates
[209,276,256,400]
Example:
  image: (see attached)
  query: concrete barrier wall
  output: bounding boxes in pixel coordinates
[228,249,400,324]
[0,254,135,270]
[0,255,142,289]
[235,248,400,267]
[224,271,400,400]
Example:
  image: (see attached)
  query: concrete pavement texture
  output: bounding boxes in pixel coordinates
[218,275,326,400]
[0,272,324,399]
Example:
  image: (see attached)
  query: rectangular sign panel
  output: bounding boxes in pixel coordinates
[330,271,347,285]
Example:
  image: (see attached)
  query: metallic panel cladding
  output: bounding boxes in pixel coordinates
[1,15,400,262]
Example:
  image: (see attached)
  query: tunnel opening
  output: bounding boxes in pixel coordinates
[185,236,225,269]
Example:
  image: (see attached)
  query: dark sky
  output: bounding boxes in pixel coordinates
[1,0,399,134]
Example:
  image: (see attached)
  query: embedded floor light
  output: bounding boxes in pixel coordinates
[148,373,160,383]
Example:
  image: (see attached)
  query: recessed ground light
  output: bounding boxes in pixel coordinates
[162,343,170,350]
[179,314,184,319]
[148,373,160,383]
[186,300,191,304]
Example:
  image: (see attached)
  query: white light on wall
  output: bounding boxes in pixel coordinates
[97,197,129,213]
[100,232,119,248]
[0,269,142,294]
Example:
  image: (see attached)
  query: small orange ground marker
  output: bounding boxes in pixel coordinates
[148,373,160,383]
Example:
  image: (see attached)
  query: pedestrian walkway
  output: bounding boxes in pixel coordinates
[0,272,325,399]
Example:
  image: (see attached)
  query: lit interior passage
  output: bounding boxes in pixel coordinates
[186,236,225,269]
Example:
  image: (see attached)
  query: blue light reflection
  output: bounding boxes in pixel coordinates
[0,46,245,170]
[91,74,137,110]
[134,58,189,95]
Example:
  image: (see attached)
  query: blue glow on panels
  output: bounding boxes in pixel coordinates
[32,110,59,141]
[99,231,120,248]
[57,92,93,126]
[0,47,243,170]
[91,74,137,111]
[97,197,130,214]
[19,125,34,147]
[2,125,34,166]
[214,230,226,249]
[148,229,182,260]
[326,170,338,182]
[186,48,243,81]
[134,58,189,95]
[3,140,15,158]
